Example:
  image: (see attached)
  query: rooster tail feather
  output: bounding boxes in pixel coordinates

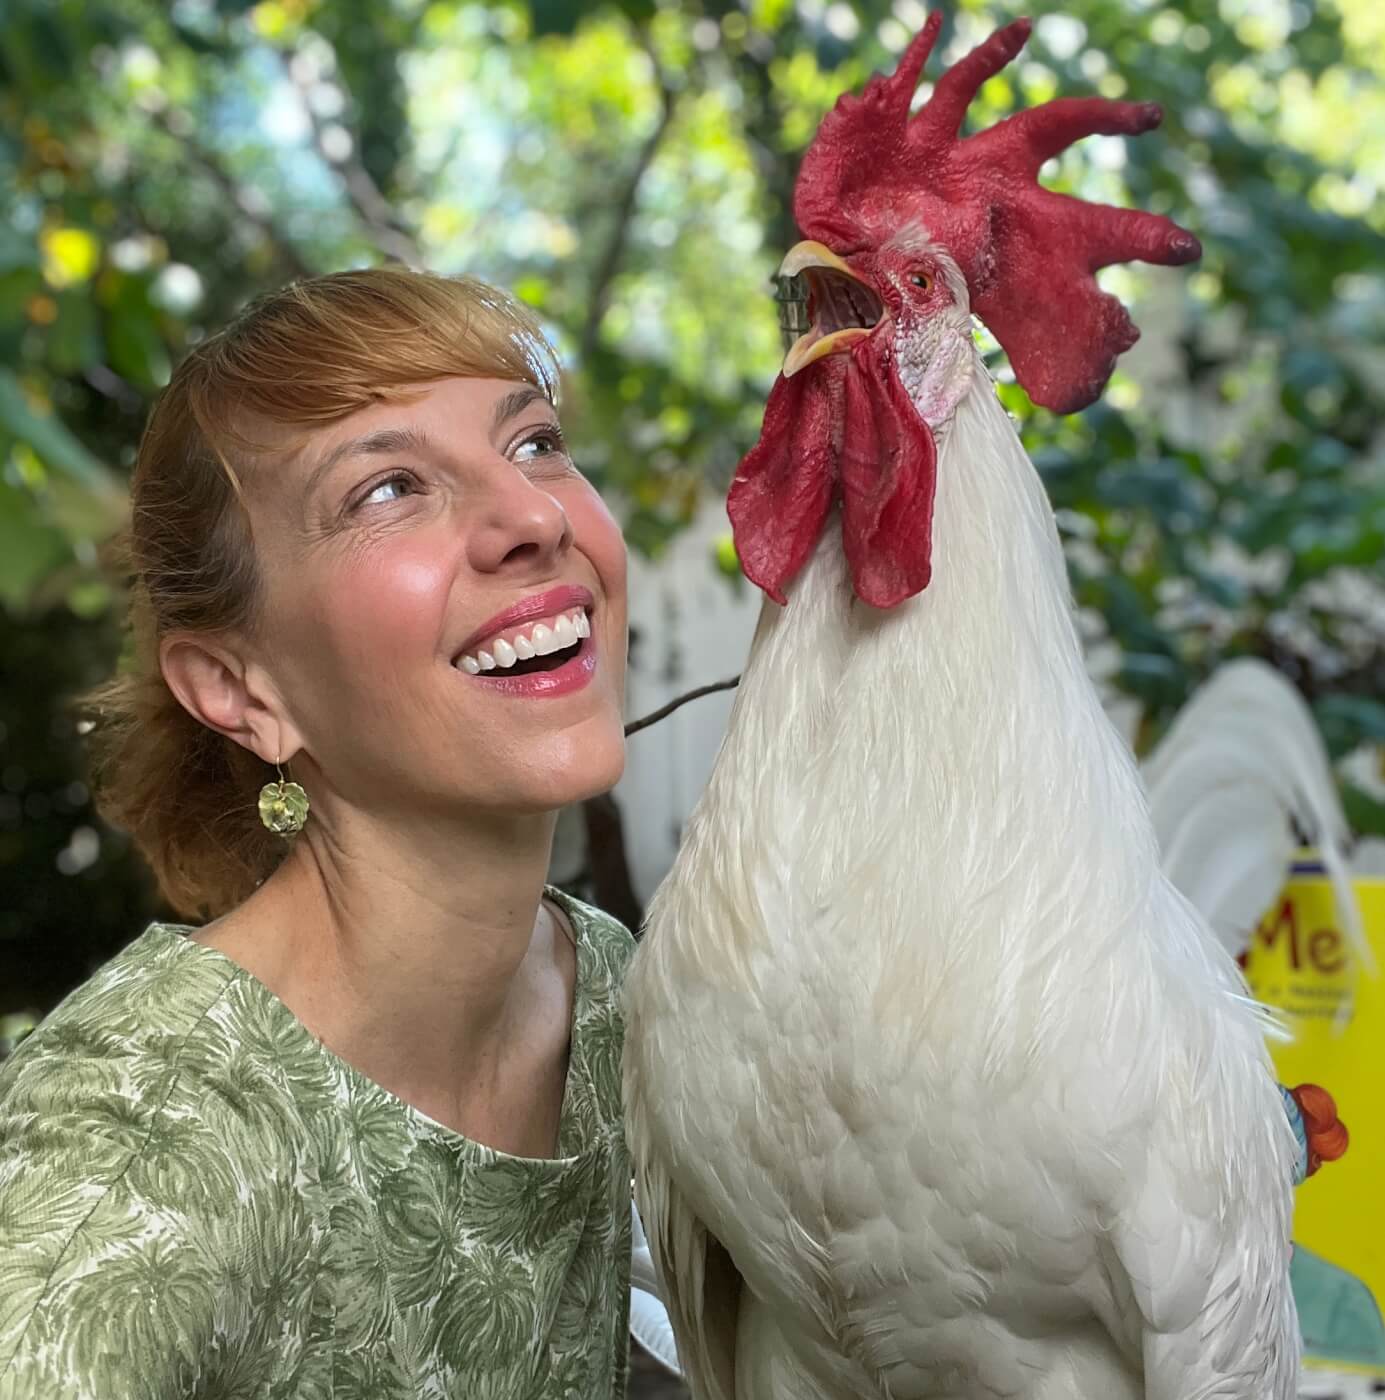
[1142,658,1370,975]
[633,1161,741,1400]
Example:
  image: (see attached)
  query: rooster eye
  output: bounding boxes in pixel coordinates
[910,273,933,290]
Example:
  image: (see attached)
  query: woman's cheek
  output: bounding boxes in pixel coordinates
[571,482,627,595]
[326,536,455,667]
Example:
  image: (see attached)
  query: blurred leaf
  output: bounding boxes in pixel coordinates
[1313,695,1385,758]
[46,295,102,376]
[64,578,113,619]
[0,370,120,495]
[39,227,101,289]
[99,275,171,391]
[0,225,38,275]
[0,480,72,609]
[712,531,741,579]
[1342,782,1385,839]
[1118,652,1189,708]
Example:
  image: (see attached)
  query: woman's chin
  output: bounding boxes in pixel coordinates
[545,744,627,811]
[479,728,627,816]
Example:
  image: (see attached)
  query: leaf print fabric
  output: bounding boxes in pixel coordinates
[0,887,634,1399]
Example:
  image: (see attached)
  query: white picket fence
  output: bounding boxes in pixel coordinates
[611,505,762,906]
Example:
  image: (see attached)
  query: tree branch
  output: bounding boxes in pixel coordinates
[725,40,800,256]
[279,50,424,267]
[146,107,315,281]
[624,676,741,737]
[578,38,677,364]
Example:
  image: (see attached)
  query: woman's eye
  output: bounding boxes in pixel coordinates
[513,429,566,463]
[358,473,416,508]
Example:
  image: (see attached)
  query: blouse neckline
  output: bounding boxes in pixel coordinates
[143,884,600,1170]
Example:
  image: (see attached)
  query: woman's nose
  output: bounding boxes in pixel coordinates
[465,468,573,575]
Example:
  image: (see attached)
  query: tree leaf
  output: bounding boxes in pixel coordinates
[1313,695,1385,759]
[0,479,73,610]
[0,370,120,496]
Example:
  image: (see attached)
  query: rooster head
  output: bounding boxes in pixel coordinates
[728,11,1202,610]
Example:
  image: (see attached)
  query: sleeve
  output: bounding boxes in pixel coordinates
[0,1076,220,1398]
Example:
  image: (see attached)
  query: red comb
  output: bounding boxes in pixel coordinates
[793,13,1201,414]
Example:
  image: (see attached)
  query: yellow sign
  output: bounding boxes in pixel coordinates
[1243,859,1385,1374]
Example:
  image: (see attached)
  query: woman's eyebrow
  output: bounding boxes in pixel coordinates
[490,385,552,434]
[303,426,431,501]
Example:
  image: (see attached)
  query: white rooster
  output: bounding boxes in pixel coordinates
[623,14,1306,1399]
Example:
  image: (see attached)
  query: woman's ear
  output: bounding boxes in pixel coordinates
[159,634,304,766]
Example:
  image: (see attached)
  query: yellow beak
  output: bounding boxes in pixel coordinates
[778,241,883,378]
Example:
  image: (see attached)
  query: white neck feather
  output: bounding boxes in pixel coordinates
[660,349,1170,1037]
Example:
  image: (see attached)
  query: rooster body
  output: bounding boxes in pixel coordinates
[625,14,1303,1396]
[625,293,1299,1395]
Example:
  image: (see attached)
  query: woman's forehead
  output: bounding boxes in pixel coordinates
[240,376,556,491]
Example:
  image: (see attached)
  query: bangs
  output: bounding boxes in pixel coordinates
[177,267,560,468]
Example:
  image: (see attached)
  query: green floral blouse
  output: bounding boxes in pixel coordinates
[0,888,634,1399]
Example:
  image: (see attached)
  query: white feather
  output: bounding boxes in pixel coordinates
[631,1203,684,1378]
[1354,838,1385,877]
[1143,658,1371,975]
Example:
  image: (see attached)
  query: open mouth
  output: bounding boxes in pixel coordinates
[506,640,581,675]
[778,243,886,378]
[453,605,592,679]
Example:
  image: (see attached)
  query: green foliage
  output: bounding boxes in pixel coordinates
[1,0,1383,1009]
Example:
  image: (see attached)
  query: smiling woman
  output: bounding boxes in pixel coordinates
[0,269,638,1398]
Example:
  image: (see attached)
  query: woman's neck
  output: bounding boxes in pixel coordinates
[197,804,575,1153]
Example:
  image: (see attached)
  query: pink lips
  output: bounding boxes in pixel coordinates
[455,584,597,700]
[477,640,597,698]
[457,584,594,657]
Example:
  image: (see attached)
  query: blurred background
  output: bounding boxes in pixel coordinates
[1,0,1383,1025]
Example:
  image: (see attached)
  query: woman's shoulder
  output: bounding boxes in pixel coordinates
[0,923,327,1182]
[545,886,635,975]
[543,890,634,1142]
[0,924,240,1114]
[0,927,305,1388]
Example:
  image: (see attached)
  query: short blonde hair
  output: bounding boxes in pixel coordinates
[86,267,560,919]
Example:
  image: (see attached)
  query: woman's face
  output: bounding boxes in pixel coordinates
[242,376,628,820]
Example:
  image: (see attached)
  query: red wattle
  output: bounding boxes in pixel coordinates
[728,344,937,609]
[839,342,937,609]
[726,367,838,606]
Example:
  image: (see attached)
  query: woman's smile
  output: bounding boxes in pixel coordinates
[453,583,597,697]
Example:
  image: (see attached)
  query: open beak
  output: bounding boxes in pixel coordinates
[778,241,886,378]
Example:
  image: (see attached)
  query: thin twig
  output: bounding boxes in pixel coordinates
[624,676,742,737]
[579,34,677,364]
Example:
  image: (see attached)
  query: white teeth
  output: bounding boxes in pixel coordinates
[458,607,589,674]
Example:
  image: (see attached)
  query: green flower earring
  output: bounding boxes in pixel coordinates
[258,758,309,837]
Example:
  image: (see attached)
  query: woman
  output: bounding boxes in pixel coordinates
[0,267,635,1397]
